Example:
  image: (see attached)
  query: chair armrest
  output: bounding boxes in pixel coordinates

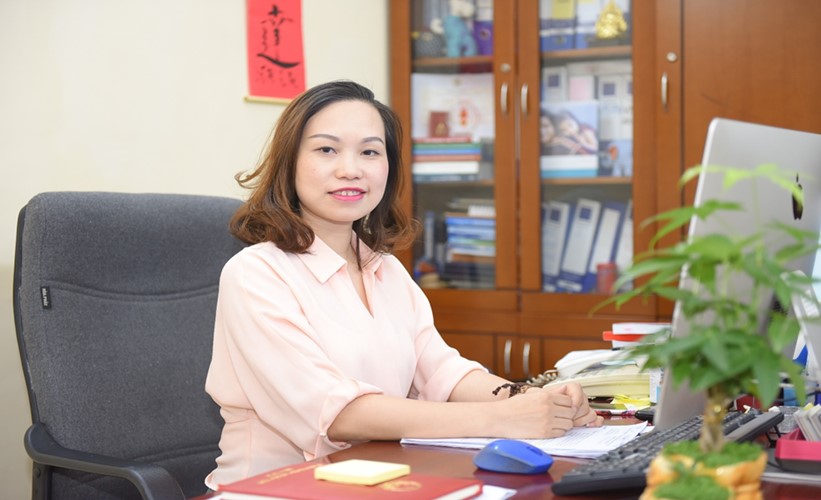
[24,423,186,500]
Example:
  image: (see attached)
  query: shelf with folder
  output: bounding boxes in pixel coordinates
[391,0,651,378]
[391,0,821,384]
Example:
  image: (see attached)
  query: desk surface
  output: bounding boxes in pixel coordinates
[322,440,821,499]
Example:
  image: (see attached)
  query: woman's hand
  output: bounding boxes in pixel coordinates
[496,385,575,438]
[553,382,604,428]
[490,383,602,439]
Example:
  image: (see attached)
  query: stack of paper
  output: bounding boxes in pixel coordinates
[400,422,647,459]
[603,322,671,348]
[795,404,821,441]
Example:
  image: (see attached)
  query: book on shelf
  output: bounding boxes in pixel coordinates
[412,153,482,162]
[422,211,436,261]
[412,135,475,144]
[412,141,482,152]
[568,74,595,101]
[613,199,633,291]
[597,72,633,177]
[413,173,480,183]
[217,461,483,500]
[445,243,495,258]
[583,200,627,293]
[539,0,576,51]
[443,212,495,227]
[412,161,481,175]
[446,224,495,240]
[574,0,599,49]
[446,279,496,290]
[446,253,495,265]
[542,65,568,102]
[541,200,573,292]
[441,261,496,282]
[446,198,496,218]
[473,0,493,55]
[444,211,496,262]
[557,198,601,293]
[447,234,495,246]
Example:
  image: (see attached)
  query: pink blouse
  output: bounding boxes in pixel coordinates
[204,235,484,489]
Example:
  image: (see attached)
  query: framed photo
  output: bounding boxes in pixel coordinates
[245,0,306,103]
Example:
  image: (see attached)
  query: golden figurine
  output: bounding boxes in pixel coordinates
[595,0,629,40]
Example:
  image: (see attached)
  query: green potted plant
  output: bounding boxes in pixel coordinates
[602,163,820,500]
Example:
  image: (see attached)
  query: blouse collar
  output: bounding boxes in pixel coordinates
[297,232,384,284]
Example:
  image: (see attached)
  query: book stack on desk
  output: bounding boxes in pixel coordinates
[216,460,483,499]
[795,404,821,441]
[602,322,670,348]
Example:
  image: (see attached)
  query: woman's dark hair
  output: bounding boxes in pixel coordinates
[230,80,419,263]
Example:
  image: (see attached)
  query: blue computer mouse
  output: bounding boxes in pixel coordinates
[473,439,554,474]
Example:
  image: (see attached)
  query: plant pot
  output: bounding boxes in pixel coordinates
[641,443,767,500]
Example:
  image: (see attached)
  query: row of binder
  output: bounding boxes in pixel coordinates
[541,198,633,293]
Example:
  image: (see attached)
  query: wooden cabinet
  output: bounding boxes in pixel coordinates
[389,1,821,381]
[390,0,649,380]
[650,0,821,317]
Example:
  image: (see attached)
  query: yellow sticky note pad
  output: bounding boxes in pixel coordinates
[314,459,410,485]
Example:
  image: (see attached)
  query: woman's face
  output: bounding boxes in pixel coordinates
[558,116,579,136]
[295,100,389,233]
[541,115,556,142]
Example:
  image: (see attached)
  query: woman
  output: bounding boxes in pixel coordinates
[204,80,602,489]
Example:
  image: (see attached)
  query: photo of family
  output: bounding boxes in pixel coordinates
[540,101,599,178]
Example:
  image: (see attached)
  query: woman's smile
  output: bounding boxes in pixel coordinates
[330,188,366,201]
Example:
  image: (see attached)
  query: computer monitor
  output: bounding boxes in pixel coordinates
[653,118,821,430]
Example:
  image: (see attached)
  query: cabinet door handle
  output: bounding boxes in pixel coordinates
[500,82,509,116]
[522,341,531,378]
[520,83,529,118]
[503,339,512,376]
[661,72,668,111]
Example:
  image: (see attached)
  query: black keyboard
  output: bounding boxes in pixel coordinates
[551,410,784,496]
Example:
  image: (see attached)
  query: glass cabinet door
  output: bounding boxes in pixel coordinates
[521,0,635,297]
[408,0,508,291]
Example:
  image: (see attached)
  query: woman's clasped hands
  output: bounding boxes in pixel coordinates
[495,382,604,439]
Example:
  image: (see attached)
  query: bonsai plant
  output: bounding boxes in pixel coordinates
[602,163,820,499]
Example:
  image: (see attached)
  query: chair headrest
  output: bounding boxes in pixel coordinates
[21,191,245,294]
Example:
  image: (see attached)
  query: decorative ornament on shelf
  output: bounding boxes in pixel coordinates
[430,0,479,57]
[411,30,446,58]
[595,0,629,40]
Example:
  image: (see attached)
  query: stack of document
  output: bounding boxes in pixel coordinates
[400,422,647,459]
[795,404,821,441]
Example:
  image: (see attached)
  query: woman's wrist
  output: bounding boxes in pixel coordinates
[492,382,534,398]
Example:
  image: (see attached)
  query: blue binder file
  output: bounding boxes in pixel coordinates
[558,198,601,293]
[583,201,627,292]
[542,201,573,292]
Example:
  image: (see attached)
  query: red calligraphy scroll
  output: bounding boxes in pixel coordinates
[246,0,306,102]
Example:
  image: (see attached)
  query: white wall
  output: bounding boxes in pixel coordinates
[0,1,389,497]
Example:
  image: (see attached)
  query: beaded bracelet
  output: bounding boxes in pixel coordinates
[492,382,533,398]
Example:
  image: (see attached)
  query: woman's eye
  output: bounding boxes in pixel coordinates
[363,149,381,157]
[317,146,336,154]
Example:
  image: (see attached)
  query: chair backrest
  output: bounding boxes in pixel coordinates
[13,192,246,499]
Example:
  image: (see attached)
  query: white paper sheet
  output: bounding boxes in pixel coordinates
[400,422,648,459]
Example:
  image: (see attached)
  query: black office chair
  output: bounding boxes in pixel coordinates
[13,192,246,500]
